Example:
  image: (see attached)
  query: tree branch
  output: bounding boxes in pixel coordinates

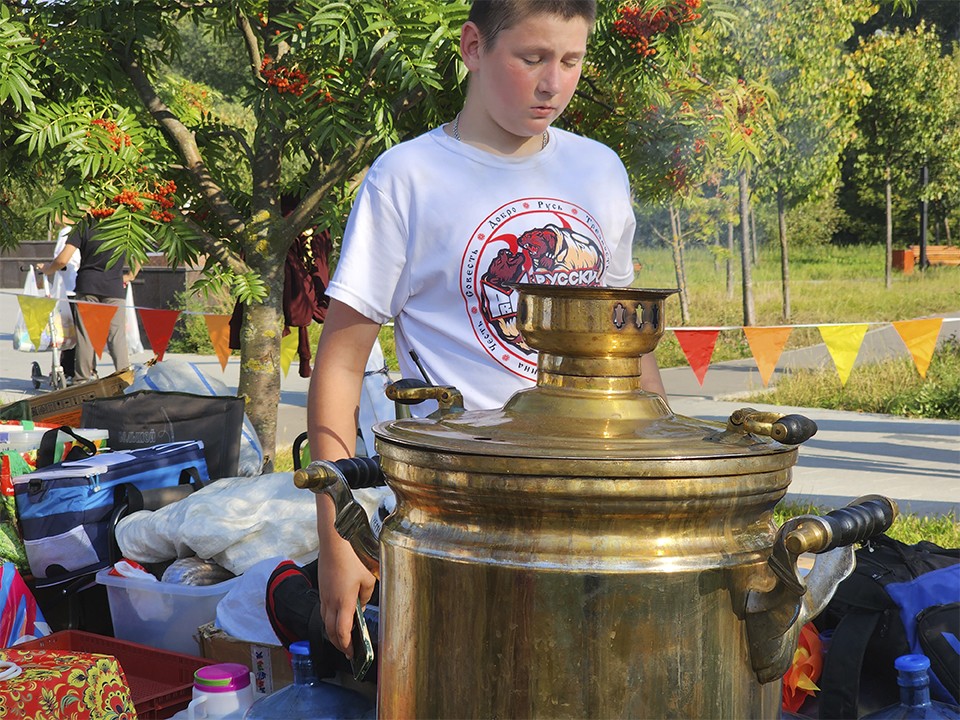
[284,134,377,237]
[116,46,247,239]
[196,127,255,169]
[181,214,253,276]
[236,9,263,80]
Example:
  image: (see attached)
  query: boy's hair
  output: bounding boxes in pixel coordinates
[469,0,596,49]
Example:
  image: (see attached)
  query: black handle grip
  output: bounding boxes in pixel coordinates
[821,496,897,551]
[771,415,818,445]
[333,456,385,489]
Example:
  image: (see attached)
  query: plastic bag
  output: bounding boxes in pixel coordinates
[12,267,45,352]
[125,282,144,355]
[127,360,264,476]
[50,273,76,351]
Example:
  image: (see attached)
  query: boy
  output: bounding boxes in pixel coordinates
[301,0,665,661]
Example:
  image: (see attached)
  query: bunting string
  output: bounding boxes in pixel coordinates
[4,290,958,382]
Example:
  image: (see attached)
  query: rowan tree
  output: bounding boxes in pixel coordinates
[2,0,468,468]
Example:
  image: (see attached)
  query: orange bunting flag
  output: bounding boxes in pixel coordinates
[674,329,721,386]
[744,326,793,387]
[893,318,943,379]
[204,314,233,370]
[818,324,868,387]
[17,295,57,350]
[280,328,299,378]
[138,308,181,362]
[76,302,119,358]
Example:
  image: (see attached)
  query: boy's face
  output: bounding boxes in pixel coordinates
[463,13,589,149]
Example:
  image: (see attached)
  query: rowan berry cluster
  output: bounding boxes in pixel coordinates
[261,56,310,96]
[113,188,144,211]
[90,118,132,151]
[89,179,178,223]
[142,180,177,223]
[613,0,702,57]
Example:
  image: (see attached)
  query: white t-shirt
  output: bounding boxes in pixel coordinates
[328,126,636,411]
[54,225,81,295]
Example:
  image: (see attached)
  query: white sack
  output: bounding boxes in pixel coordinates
[115,472,318,576]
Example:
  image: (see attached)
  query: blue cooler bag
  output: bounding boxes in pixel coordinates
[12,441,208,585]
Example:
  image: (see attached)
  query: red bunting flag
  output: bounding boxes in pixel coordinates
[674,329,721,386]
[892,318,943,379]
[744,327,793,387]
[204,314,233,370]
[138,308,181,362]
[75,302,119,358]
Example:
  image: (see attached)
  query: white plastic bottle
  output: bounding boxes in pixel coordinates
[170,663,255,719]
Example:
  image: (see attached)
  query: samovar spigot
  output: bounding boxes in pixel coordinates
[293,457,385,579]
[745,495,898,683]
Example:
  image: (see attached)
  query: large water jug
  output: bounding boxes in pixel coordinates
[171,663,255,719]
[243,641,373,720]
[861,655,960,720]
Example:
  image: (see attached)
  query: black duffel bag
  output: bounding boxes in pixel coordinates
[80,390,244,480]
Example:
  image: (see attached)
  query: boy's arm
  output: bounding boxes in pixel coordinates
[307,299,382,657]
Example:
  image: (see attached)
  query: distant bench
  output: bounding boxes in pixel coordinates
[893,245,960,273]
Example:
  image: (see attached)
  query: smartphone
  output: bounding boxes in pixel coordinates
[350,600,374,681]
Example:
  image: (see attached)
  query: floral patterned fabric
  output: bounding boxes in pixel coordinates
[0,648,137,719]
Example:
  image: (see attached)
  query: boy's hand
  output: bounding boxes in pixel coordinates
[317,529,376,657]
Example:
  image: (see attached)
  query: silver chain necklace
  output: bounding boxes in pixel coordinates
[453,112,549,150]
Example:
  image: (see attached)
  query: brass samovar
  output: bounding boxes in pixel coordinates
[297,284,896,719]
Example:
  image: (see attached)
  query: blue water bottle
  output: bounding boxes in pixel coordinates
[243,641,374,720]
[860,655,960,719]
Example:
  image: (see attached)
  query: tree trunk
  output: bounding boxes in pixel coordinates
[237,254,286,472]
[776,186,791,323]
[726,221,735,300]
[750,204,759,266]
[885,166,893,290]
[944,217,952,244]
[714,230,722,274]
[669,202,689,324]
[738,169,755,326]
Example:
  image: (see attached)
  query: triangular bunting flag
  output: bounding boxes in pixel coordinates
[743,326,793,387]
[818,324,868,387]
[76,302,119,359]
[674,329,721,386]
[892,318,943,379]
[204,314,233,371]
[17,295,57,350]
[139,308,181,362]
[280,328,299,378]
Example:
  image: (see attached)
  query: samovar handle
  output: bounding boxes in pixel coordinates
[745,495,898,683]
[293,457,385,580]
[727,408,818,445]
[386,379,465,415]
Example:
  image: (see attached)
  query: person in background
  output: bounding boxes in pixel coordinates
[264,0,667,672]
[50,215,80,382]
[39,217,137,382]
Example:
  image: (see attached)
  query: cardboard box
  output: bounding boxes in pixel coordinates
[198,622,293,696]
[2,368,134,427]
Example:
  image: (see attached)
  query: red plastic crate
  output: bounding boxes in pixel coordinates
[17,630,213,719]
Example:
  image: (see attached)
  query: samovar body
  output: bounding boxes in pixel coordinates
[298,285,896,719]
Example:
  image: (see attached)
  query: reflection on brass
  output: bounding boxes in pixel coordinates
[305,285,894,719]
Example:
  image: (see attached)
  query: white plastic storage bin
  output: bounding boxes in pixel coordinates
[96,567,238,656]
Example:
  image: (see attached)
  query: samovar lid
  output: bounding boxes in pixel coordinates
[375,286,797,469]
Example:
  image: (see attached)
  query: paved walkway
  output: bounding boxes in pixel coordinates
[1,290,957,518]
